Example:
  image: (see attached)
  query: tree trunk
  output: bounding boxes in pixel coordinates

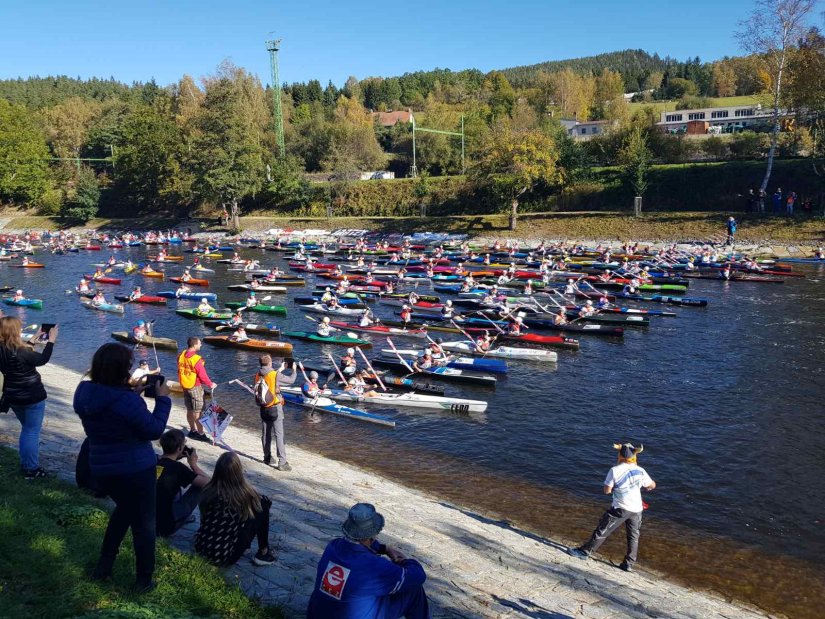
[759,51,786,195]
[509,198,519,231]
[231,197,240,231]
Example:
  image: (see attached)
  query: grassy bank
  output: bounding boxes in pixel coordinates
[0,447,281,619]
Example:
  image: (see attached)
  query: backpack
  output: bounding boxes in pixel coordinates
[254,370,278,407]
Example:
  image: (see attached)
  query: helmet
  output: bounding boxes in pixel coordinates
[138,320,145,326]
[346,347,355,355]
[586,300,593,306]
[250,291,256,296]
[348,377,357,385]
[16,289,22,295]
[446,300,453,306]
[325,287,331,292]
[567,279,574,284]
[515,316,523,323]
[423,349,432,356]
[402,304,410,309]
[309,371,319,380]
[323,317,330,323]
[436,337,443,344]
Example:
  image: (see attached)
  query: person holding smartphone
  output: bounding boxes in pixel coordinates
[155,429,210,537]
[74,343,171,593]
[255,355,296,471]
[0,317,58,479]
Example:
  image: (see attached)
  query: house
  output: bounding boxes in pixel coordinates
[374,109,414,127]
[657,104,792,134]
[560,119,611,140]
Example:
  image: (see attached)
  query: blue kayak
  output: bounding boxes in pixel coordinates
[156,291,218,301]
[280,392,395,428]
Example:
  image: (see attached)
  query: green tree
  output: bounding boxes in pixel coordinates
[471,127,563,230]
[266,155,312,210]
[0,100,51,205]
[619,126,652,206]
[61,166,99,222]
[40,96,102,159]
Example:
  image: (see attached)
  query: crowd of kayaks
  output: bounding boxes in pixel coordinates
[0,230,819,427]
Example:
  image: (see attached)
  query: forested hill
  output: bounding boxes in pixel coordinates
[500,49,670,91]
[0,76,135,109]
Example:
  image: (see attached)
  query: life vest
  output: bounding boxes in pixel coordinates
[254,369,280,407]
[177,351,202,390]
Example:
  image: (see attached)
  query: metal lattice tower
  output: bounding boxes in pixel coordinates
[266,38,285,158]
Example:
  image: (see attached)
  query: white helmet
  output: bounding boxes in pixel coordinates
[446,300,453,306]
[346,347,355,355]
[515,316,523,323]
[348,377,357,385]
[323,317,330,323]
[567,279,574,284]
[16,289,22,295]
[586,300,593,306]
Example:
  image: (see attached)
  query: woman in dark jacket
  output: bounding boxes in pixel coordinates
[0,316,58,478]
[74,343,171,592]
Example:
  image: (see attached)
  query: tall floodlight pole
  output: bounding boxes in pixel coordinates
[266,38,285,158]
[411,114,418,178]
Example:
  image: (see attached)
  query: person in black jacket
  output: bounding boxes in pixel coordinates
[74,343,171,593]
[0,317,58,479]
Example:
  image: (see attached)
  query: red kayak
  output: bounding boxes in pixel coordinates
[84,274,122,285]
[169,277,209,287]
[464,327,579,349]
[317,273,390,288]
[114,295,167,305]
[84,246,102,251]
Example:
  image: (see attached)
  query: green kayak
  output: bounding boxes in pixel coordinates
[176,309,233,320]
[638,284,687,293]
[282,331,372,347]
[225,301,287,316]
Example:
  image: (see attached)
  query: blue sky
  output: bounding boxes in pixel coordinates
[0,0,765,87]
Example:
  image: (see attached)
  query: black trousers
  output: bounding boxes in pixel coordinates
[96,465,157,584]
[581,506,642,565]
[224,495,272,566]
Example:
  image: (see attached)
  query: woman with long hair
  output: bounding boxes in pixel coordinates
[195,451,275,567]
[0,316,58,478]
[74,342,171,592]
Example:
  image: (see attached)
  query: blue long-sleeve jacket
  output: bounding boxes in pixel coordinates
[74,380,171,477]
[307,538,427,619]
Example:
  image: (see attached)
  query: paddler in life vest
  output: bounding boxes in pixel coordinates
[229,326,249,343]
[524,279,534,295]
[685,257,697,271]
[408,292,420,305]
[175,283,192,298]
[78,278,91,293]
[553,311,568,325]
[91,290,107,307]
[720,264,732,280]
[132,320,147,340]
[129,286,143,301]
[301,371,321,402]
[180,267,192,283]
[475,331,494,353]
[228,311,244,328]
[249,278,261,290]
[345,376,378,398]
[597,295,611,309]
[232,252,242,263]
[815,246,824,259]
[335,280,348,296]
[622,279,639,294]
[196,298,215,316]
[320,287,334,304]
[400,304,413,325]
[429,338,447,362]
[579,300,597,318]
[157,248,167,261]
[413,349,434,372]
[440,300,455,318]
[92,267,105,280]
[340,348,358,377]
[599,270,613,283]
[326,295,340,310]
[245,292,258,308]
[12,289,24,302]
[564,279,578,296]
[508,316,525,336]
[107,254,117,267]
[359,309,374,327]
[141,263,157,275]
[316,316,334,338]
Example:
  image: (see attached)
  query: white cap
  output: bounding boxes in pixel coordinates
[16,289,22,295]
[347,347,355,355]
[446,300,453,306]
[323,316,330,323]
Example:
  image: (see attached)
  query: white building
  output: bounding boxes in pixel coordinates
[559,119,612,140]
[656,104,790,134]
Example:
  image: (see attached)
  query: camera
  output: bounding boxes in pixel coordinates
[181,446,194,458]
[143,374,165,398]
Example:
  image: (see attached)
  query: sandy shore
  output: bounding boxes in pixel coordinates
[0,362,776,619]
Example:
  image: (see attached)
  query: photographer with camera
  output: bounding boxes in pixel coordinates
[156,429,210,537]
[74,343,171,593]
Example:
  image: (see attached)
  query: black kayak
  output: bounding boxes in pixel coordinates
[372,358,498,387]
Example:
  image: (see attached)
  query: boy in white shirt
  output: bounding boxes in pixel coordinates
[568,443,656,572]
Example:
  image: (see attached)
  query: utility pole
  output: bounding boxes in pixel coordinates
[265,37,285,158]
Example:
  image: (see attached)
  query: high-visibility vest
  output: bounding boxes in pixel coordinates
[177,351,202,390]
[254,369,281,407]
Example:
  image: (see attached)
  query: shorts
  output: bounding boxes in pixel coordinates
[183,385,204,412]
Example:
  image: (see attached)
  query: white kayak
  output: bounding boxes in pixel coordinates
[281,386,487,414]
[299,303,363,316]
[441,341,558,362]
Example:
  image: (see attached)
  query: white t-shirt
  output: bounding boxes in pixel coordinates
[604,463,653,512]
[130,367,150,382]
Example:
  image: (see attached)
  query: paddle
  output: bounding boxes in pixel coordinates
[385,337,416,375]
[355,347,386,391]
[298,362,323,421]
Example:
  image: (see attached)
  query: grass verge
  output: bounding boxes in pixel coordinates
[0,446,282,619]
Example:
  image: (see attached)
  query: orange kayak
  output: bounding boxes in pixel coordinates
[11,263,45,268]
[202,335,293,353]
[170,277,209,287]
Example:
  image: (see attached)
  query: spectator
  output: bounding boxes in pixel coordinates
[177,337,217,442]
[74,343,171,592]
[194,451,275,567]
[568,443,656,572]
[0,316,58,479]
[745,189,755,213]
[307,503,430,619]
[256,354,297,470]
[772,188,783,214]
[726,216,737,245]
[786,191,796,216]
[156,429,210,537]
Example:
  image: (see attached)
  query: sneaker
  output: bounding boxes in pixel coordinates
[194,432,210,443]
[619,561,633,572]
[567,547,589,560]
[263,456,271,465]
[187,430,200,439]
[277,462,292,472]
[252,549,276,566]
[22,467,48,480]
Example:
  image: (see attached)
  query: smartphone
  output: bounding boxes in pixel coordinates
[143,374,165,398]
[38,323,56,342]
[285,358,295,370]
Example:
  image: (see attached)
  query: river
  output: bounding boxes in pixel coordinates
[5,240,824,618]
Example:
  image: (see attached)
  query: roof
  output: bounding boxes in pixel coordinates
[374,110,413,127]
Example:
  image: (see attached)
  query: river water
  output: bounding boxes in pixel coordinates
[6,242,824,617]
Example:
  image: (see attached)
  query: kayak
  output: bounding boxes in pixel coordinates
[440,341,558,363]
[207,322,281,337]
[111,331,178,350]
[328,321,429,339]
[156,291,218,301]
[279,392,395,428]
[299,303,363,316]
[224,301,287,316]
[169,277,209,287]
[139,270,165,278]
[123,265,138,274]
[681,272,785,284]
[84,275,122,285]
[379,350,507,374]
[81,299,125,314]
[149,255,183,262]
[372,358,497,387]
[300,296,368,308]
[3,298,43,309]
[114,295,167,305]
[523,319,625,337]
[280,386,487,414]
[190,266,216,274]
[282,331,372,347]
[227,284,287,292]
[462,329,580,350]
[562,312,649,326]
[202,335,293,354]
[246,277,305,286]
[175,309,233,320]
[613,292,708,307]
[10,263,45,268]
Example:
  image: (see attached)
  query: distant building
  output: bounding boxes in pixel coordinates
[656,104,792,134]
[360,171,395,180]
[560,119,612,140]
[374,109,414,127]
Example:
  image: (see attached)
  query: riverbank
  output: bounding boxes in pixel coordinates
[0,363,778,619]
[1,211,823,245]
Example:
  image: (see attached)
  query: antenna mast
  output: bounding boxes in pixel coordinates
[265,37,285,158]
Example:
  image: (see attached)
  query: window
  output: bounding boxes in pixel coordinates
[735,108,755,117]
[688,112,706,120]
[580,128,587,134]
[665,114,683,122]
[711,110,729,119]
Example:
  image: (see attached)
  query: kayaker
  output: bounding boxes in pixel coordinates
[815,247,824,259]
[720,264,732,280]
[507,316,525,336]
[21,256,30,266]
[107,255,117,266]
[93,267,105,280]
[229,326,249,343]
[177,337,216,442]
[133,320,147,341]
[129,286,143,301]
[341,348,358,377]
[92,291,107,307]
[440,300,455,318]
[196,298,215,315]
[568,443,655,572]
[345,376,378,398]
[429,338,446,361]
[249,278,261,290]
[579,300,597,318]
[228,311,244,328]
[460,280,473,293]
[192,256,200,267]
[359,309,374,327]
[564,279,578,296]
[175,284,192,298]
[413,349,433,372]
[158,249,167,260]
[335,281,348,295]
[622,280,638,294]
[333,264,343,277]
[316,316,334,338]
[340,275,350,290]
[326,296,340,310]
[400,304,413,325]
[124,259,135,271]
[232,252,241,262]
[553,311,568,325]
[12,289,24,302]
[301,371,321,401]
[141,264,156,275]
[598,270,613,283]
[523,280,534,295]
[129,359,161,385]
[181,268,192,283]
[245,292,258,308]
[597,295,611,309]
[685,257,697,271]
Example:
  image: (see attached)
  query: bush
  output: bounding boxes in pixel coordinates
[675,95,715,110]
[37,188,64,215]
[61,167,100,222]
[729,131,770,159]
[701,136,730,160]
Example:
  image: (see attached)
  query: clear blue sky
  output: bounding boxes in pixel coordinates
[0,0,764,87]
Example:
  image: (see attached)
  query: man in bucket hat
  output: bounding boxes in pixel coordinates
[568,443,656,572]
[307,503,430,619]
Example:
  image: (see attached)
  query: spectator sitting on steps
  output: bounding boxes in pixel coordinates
[155,429,210,537]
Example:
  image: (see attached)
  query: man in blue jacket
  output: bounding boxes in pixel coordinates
[307,503,431,619]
